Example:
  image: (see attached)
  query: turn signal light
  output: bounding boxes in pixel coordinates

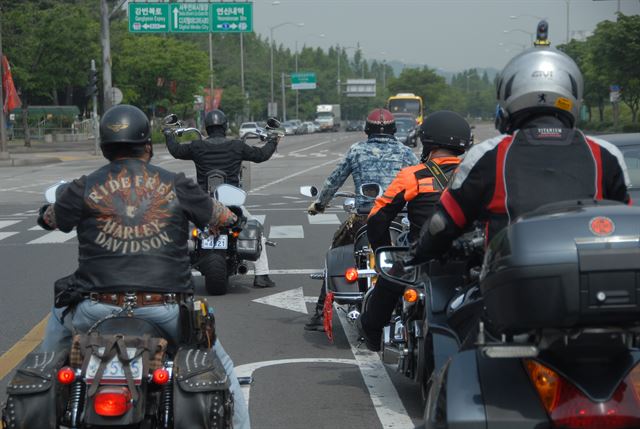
[152,368,170,385]
[345,267,358,283]
[57,367,76,385]
[191,228,198,238]
[232,231,240,238]
[525,359,640,429]
[94,387,132,417]
[403,288,419,303]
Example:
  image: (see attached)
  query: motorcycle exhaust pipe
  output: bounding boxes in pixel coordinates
[237,264,249,275]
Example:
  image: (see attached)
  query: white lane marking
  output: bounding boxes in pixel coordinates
[191,268,320,277]
[252,215,266,225]
[0,220,21,229]
[287,139,331,155]
[268,225,304,239]
[336,308,414,428]
[281,196,300,200]
[252,287,309,314]
[27,230,77,244]
[235,358,358,404]
[307,214,341,225]
[0,232,19,241]
[249,158,340,193]
[269,202,287,206]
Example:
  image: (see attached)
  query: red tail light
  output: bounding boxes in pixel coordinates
[94,387,132,417]
[525,359,640,429]
[345,267,358,283]
[152,368,170,385]
[57,367,76,385]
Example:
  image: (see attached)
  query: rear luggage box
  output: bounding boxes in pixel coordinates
[481,202,640,334]
[237,219,263,261]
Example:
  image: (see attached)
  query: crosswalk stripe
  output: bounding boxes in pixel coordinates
[307,214,341,225]
[27,230,77,244]
[0,232,19,241]
[268,225,304,239]
[29,225,43,231]
[0,220,22,229]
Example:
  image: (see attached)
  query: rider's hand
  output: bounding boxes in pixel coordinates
[37,204,55,231]
[307,202,324,215]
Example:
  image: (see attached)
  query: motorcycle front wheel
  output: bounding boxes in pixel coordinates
[200,252,229,295]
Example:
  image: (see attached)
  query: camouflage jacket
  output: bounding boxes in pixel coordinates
[317,135,419,210]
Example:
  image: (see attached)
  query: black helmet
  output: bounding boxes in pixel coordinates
[204,109,227,132]
[419,110,471,158]
[100,104,150,146]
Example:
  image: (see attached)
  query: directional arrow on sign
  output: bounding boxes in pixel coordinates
[252,287,316,315]
[172,7,179,28]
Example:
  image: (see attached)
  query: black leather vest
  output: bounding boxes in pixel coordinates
[74,159,193,292]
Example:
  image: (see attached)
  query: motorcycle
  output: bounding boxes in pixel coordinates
[1,183,238,429]
[162,115,282,296]
[301,184,406,341]
[377,200,640,429]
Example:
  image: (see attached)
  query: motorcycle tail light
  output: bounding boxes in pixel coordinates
[232,231,240,238]
[57,367,76,385]
[525,359,640,429]
[345,267,358,283]
[152,368,170,385]
[94,387,132,417]
[403,288,419,303]
[191,228,198,238]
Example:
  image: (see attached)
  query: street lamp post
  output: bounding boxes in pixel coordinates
[269,21,304,116]
[295,33,324,119]
[337,45,359,99]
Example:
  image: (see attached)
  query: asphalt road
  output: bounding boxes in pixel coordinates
[0,124,498,428]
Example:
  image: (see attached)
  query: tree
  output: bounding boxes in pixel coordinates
[387,67,448,114]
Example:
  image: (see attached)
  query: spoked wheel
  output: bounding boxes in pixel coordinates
[200,252,229,296]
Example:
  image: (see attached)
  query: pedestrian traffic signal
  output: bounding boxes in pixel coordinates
[86,70,99,98]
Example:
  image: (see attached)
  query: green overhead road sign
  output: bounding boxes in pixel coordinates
[129,3,170,33]
[291,72,317,90]
[170,3,210,33]
[129,3,253,34]
[211,3,253,33]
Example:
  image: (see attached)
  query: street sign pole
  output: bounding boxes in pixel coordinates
[281,72,286,122]
[209,32,214,112]
[0,8,8,160]
[100,0,113,112]
[91,59,100,156]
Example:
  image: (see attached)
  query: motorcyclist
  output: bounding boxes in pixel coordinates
[38,105,251,429]
[358,110,472,350]
[411,39,631,270]
[304,108,419,330]
[165,109,278,288]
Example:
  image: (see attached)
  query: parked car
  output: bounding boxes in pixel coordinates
[239,122,260,138]
[346,120,365,132]
[282,121,297,135]
[394,116,418,147]
[301,121,318,133]
[289,119,303,132]
[601,133,640,204]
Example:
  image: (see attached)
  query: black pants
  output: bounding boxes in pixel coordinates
[314,214,367,313]
[359,277,404,335]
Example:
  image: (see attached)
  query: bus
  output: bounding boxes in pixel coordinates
[386,93,424,125]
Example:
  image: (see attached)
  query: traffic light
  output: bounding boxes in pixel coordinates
[86,69,99,98]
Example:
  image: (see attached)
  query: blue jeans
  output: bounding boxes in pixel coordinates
[41,300,250,429]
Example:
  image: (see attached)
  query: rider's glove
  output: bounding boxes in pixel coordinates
[37,204,55,231]
[307,202,325,215]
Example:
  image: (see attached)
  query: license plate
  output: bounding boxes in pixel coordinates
[202,234,228,250]
[85,347,143,385]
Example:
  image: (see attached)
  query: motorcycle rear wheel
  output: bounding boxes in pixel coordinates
[201,252,229,295]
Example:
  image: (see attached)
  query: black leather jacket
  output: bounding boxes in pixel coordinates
[165,131,277,190]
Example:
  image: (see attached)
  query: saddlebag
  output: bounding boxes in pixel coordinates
[173,346,233,429]
[2,350,68,429]
[481,202,640,334]
[326,244,362,303]
[237,219,263,261]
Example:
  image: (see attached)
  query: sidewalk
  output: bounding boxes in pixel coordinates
[0,138,116,167]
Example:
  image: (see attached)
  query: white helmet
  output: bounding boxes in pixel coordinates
[495,45,583,134]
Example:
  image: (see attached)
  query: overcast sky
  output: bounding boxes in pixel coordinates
[250,0,640,72]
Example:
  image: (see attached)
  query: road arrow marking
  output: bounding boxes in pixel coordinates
[252,286,309,314]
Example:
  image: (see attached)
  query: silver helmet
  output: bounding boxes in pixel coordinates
[495,45,583,133]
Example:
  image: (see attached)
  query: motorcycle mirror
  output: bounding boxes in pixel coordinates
[44,181,68,203]
[300,186,318,198]
[215,184,247,207]
[163,114,179,126]
[375,246,419,285]
[266,117,281,130]
[360,183,382,198]
[343,198,355,212]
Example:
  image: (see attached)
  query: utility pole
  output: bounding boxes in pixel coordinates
[0,7,8,160]
[100,0,113,111]
[208,32,214,111]
[240,32,246,122]
[91,60,100,156]
[281,72,287,121]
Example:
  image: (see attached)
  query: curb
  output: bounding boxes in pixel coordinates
[0,157,62,167]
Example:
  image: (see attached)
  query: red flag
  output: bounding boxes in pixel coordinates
[2,56,21,113]
[169,80,177,95]
[203,88,224,112]
[212,88,223,110]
